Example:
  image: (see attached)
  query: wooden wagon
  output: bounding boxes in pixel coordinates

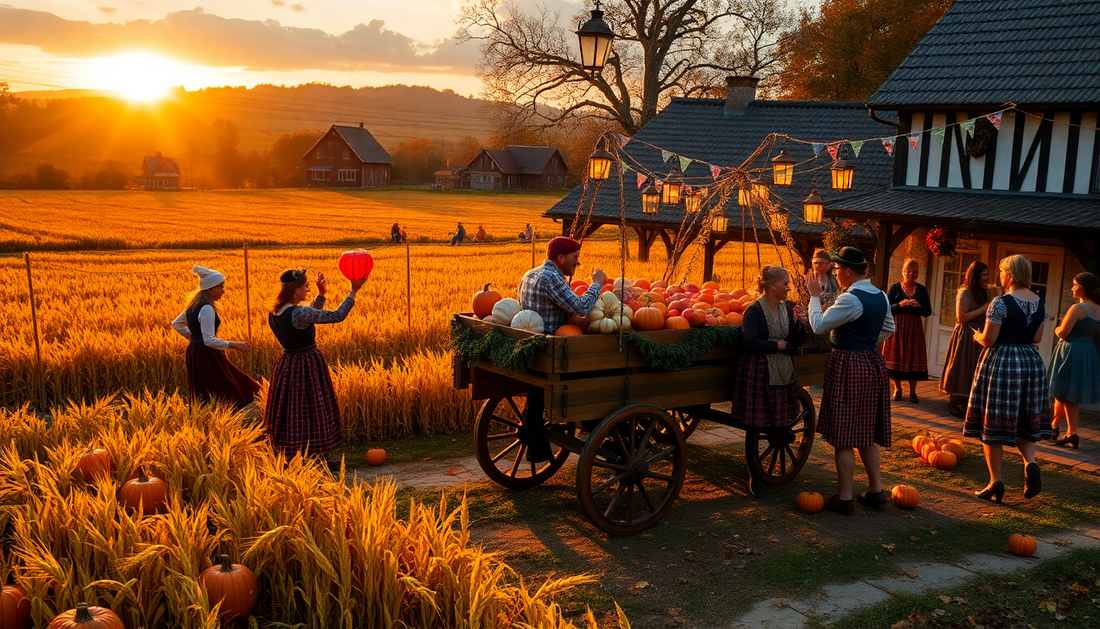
[452,313,828,535]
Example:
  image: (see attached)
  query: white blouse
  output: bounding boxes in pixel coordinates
[171,304,230,349]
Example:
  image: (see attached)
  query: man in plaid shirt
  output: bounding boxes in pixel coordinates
[517,236,605,462]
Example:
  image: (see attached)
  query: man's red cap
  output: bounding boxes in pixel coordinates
[547,236,582,259]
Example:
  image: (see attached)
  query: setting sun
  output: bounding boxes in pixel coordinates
[88,52,192,101]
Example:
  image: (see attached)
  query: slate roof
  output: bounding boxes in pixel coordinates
[140,156,180,177]
[475,146,565,175]
[547,98,897,236]
[828,186,1100,231]
[331,125,393,164]
[865,0,1100,108]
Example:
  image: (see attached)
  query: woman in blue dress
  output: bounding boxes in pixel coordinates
[964,255,1052,502]
[1048,272,1100,448]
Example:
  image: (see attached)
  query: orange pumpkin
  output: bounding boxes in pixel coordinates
[891,485,920,509]
[664,316,691,330]
[797,491,824,514]
[554,324,585,336]
[1,586,31,629]
[632,307,666,331]
[693,293,716,304]
[119,466,168,513]
[921,443,939,462]
[912,434,935,455]
[702,281,721,291]
[1007,533,1037,557]
[200,555,258,622]
[633,278,651,291]
[928,450,957,470]
[730,288,748,299]
[366,448,387,466]
[74,449,115,483]
[643,291,666,304]
[47,603,124,629]
[726,312,743,325]
[940,442,966,463]
[472,284,502,319]
[650,280,667,289]
[650,302,668,316]
[713,300,731,314]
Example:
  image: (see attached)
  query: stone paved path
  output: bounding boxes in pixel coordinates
[731,527,1100,628]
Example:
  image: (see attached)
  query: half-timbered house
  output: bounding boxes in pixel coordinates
[301,123,393,188]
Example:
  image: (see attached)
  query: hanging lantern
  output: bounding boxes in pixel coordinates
[737,186,751,206]
[640,180,660,214]
[576,1,616,75]
[802,188,824,225]
[712,213,729,233]
[830,159,855,191]
[684,190,702,214]
[661,172,683,204]
[587,149,615,181]
[769,211,787,231]
[752,179,770,200]
[771,149,796,186]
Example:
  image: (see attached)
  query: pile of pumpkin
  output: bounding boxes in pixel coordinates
[472,278,757,335]
[0,450,258,629]
[912,433,967,471]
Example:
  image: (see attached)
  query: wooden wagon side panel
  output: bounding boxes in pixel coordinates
[546,364,738,422]
[794,352,829,388]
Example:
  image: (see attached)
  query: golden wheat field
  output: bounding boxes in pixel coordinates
[0,393,623,628]
[1,237,786,440]
[0,189,566,252]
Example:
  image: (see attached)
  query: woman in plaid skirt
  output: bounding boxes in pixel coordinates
[965,255,1051,502]
[807,247,895,515]
[732,266,807,497]
[265,268,367,470]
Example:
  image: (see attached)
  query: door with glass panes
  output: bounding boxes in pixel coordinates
[998,244,1063,361]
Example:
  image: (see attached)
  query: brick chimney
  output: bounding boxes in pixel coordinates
[359,122,364,129]
[724,76,759,115]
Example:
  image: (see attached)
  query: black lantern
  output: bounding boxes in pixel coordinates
[802,188,824,225]
[588,149,615,181]
[771,149,796,186]
[661,171,683,204]
[830,159,855,191]
[640,179,660,214]
[576,1,616,75]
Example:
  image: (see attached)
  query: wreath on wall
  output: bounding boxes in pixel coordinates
[926,227,957,258]
[964,117,997,158]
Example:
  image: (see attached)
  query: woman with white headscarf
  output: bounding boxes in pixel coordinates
[171,265,259,408]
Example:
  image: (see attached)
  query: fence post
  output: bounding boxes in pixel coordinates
[531,236,536,268]
[243,243,254,377]
[406,239,412,329]
[23,252,47,411]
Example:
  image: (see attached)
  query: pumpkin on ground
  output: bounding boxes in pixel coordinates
[338,249,374,281]
[471,284,502,319]
[366,448,387,466]
[491,298,522,326]
[200,555,258,622]
[1,586,31,629]
[928,450,958,470]
[74,449,115,483]
[1007,533,1037,557]
[912,435,934,455]
[119,466,168,513]
[511,310,545,333]
[921,443,939,462]
[940,442,966,463]
[632,306,665,331]
[554,324,585,336]
[47,603,124,629]
[891,485,920,509]
[797,491,824,514]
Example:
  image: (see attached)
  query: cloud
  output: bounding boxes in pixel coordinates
[0,6,476,74]
[98,7,118,14]
[269,0,286,7]
[290,4,307,12]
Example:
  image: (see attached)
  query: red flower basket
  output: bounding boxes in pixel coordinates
[926,227,956,258]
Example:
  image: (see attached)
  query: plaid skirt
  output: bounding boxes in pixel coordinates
[964,344,1052,445]
[731,354,801,427]
[185,342,260,409]
[263,348,344,454]
[882,314,928,381]
[818,349,892,448]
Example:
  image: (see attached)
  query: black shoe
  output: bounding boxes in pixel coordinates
[856,490,887,510]
[948,404,966,418]
[824,494,854,515]
[326,456,344,473]
[893,390,903,401]
[975,480,1004,503]
[909,393,919,403]
[1050,425,1061,441]
[1055,434,1079,449]
[748,473,763,498]
[1024,463,1042,499]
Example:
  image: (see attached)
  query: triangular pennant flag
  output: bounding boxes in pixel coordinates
[812,143,824,156]
[683,184,692,194]
[907,133,920,150]
[850,140,865,157]
[661,150,673,163]
[621,162,630,173]
[881,137,895,155]
[932,127,946,144]
[678,155,691,173]
[827,143,840,161]
[987,111,1003,130]
[636,173,646,189]
[962,119,976,137]
[616,133,631,147]
[710,164,722,180]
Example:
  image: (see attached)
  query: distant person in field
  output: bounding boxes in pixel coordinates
[391,223,402,244]
[170,266,259,409]
[475,225,487,243]
[450,222,466,246]
[399,225,408,242]
[265,268,367,471]
[518,223,534,242]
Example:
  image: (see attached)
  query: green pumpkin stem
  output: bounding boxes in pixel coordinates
[220,554,235,572]
[75,603,93,622]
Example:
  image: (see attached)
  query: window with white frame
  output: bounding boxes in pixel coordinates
[311,170,328,181]
[338,169,358,182]
[343,151,350,160]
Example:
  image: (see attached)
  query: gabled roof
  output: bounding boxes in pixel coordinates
[865,0,1100,108]
[481,149,522,174]
[141,156,179,175]
[547,98,897,235]
[303,125,393,164]
[472,146,565,175]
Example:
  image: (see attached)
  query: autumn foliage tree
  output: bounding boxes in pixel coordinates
[777,0,953,101]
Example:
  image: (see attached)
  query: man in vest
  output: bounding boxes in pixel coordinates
[807,247,895,515]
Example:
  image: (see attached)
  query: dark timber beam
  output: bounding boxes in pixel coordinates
[1063,236,1100,276]
[888,223,920,254]
[657,229,674,258]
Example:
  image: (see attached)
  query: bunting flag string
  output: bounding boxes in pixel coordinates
[678,155,692,173]
[962,119,976,137]
[932,127,946,144]
[812,143,824,156]
[616,133,632,147]
[826,143,840,161]
[710,164,722,180]
[661,149,674,163]
[850,140,864,157]
[907,133,920,150]
[987,111,1003,130]
[636,173,646,188]
[882,137,895,155]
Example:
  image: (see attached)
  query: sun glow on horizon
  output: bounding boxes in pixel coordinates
[88,52,197,102]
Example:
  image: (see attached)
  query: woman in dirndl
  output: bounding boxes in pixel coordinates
[965,255,1051,502]
[806,247,895,515]
[940,262,991,417]
[881,259,932,403]
[732,265,807,497]
[1047,272,1100,449]
[264,268,366,469]
[171,266,259,409]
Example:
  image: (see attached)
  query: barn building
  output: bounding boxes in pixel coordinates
[302,124,393,188]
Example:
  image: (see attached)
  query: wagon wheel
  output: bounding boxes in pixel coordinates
[744,388,816,486]
[475,395,573,490]
[576,404,687,536]
[667,409,702,439]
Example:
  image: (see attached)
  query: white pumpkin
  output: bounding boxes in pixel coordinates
[590,316,619,334]
[510,309,545,333]
[613,278,633,293]
[491,298,522,325]
[586,292,632,333]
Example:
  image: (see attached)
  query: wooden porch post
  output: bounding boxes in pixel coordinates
[703,240,716,282]
[561,218,573,237]
[634,227,652,262]
[873,220,893,289]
